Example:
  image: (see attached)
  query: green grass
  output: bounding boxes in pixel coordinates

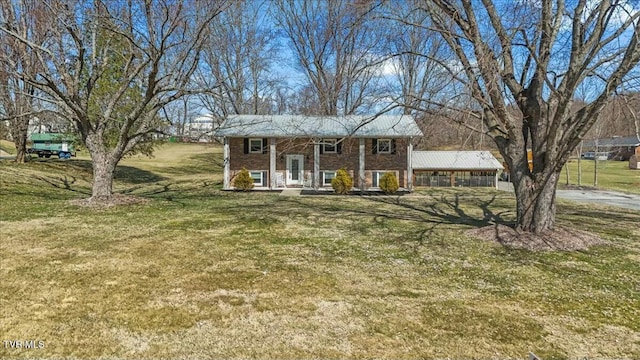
[560,158,640,194]
[1,143,639,359]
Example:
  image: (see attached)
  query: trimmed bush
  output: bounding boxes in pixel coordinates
[379,172,399,194]
[331,168,353,194]
[234,168,254,191]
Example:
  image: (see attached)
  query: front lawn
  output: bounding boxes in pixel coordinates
[1,143,638,359]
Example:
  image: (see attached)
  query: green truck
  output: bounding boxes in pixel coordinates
[28,133,76,159]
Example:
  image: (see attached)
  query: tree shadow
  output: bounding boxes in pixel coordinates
[32,174,91,196]
[114,165,165,184]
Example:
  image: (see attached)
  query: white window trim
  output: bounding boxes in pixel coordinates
[372,170,399,188]
[377,139,392,154]
[249,170,265,186]
[249,138,263,154]
[322,170,336,186]
[323,139,337,153]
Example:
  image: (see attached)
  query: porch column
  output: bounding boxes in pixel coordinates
[494,171,499,190]
[270,138,276,189]
[359,138,365,190]
[313,138,320,190]
[407,139,413,191]
[223,137,230,190]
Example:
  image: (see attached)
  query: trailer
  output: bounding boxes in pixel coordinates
[27,133,76,159]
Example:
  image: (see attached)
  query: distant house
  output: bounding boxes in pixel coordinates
[412,151,504,189]
[582,136,640,161]
[214,115,422,190]
[187,115,216,141]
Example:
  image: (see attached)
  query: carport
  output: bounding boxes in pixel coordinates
[412,151,504,189]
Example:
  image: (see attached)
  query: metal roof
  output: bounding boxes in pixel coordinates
[412,151,504,170]
[214,115,422,138]
[582,136,640,148]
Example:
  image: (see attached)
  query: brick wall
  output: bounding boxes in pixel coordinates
[228,137,411,188]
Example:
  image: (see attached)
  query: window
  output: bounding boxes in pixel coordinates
[250,171,265,186]
[372,171,398,187]
[371,171,383,187]
[377,139,392,154]
[323,171,336,186]
[323,139,337,153]
[249,138,263,153]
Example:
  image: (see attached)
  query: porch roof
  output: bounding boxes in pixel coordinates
[214,115,422,138]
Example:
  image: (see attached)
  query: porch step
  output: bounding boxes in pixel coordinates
[279,188,302,197]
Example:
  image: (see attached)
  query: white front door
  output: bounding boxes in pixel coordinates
[286,154,304,186]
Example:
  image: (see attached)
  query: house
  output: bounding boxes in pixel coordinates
[187,114,216,141]
[412,151,504,189]
[582,136,640,161]
[214,115,422,190]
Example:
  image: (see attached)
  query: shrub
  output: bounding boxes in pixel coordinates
[331,168,353,194]
[234,168,254,191]
[379,172,399,194]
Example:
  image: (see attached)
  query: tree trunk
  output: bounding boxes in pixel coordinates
[85,134,117,201]
[14,133,27,163]
[91,157,116,200]
[512,168,560,233]
[10,115,29,164]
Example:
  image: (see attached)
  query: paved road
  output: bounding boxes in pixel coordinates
[498,182,640,211]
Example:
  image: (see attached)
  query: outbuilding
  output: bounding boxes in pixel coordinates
[412,151,504,189]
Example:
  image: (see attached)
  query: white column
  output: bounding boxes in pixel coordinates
[313,138,320,190]
[223,137,230,190]
[495,172,499,190]
[407,139,413,191]
[359,138,365,190]
[270,138,276,189]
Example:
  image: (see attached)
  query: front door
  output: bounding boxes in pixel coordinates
[286,154,304,186]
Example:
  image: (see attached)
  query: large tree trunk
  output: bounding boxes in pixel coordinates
[512,168,560,233]
[91,157,116,200]
[85,134,117,201]
[10,115,29,164]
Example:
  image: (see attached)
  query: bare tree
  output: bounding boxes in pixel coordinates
[1,0,226,201]
[0,0,47,163]
[273,0,384,116]
[413,0,640,233]
[196,0,280,121]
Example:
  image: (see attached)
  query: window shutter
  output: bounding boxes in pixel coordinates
[337,140,342,154]
[262,138,268,154]
[372,172,378,187]
[320,171,324,184]
[262,171,268,186]
[243,138,249,154]
[391,139,396,154]
[319,139,324,154]
[372,139,378,154]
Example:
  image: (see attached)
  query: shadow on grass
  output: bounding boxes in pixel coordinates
[25,159,165,184]
[216,192,516,252]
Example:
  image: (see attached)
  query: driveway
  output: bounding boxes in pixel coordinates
[498,182,640,211]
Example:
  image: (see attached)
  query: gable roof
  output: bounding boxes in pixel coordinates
[412,151,504,170]
[214,115,422,138]
[582,136,640,147]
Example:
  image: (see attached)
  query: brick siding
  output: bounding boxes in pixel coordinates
[228,137,410,188]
